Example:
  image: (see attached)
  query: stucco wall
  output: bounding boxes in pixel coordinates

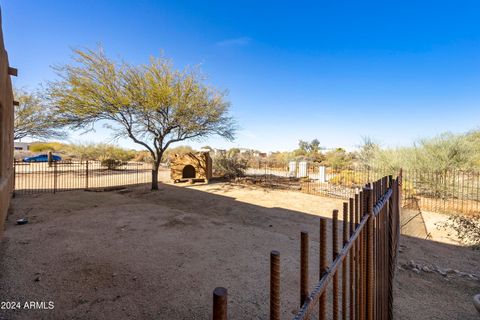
[0,9,15,237]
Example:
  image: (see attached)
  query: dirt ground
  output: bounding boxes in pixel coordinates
[0,181,479,319]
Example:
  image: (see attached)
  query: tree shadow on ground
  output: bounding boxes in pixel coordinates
[0,182,478,320]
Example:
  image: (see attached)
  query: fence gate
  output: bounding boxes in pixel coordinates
[211,173,401,320]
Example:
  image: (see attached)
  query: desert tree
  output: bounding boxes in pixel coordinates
[14,88,66,141]
[294,138,324,162]
[48,47,236,190]
[356,136,380,169]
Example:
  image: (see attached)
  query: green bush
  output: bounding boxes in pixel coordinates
[29,142,66,152]
[100,157,124,170]
[213,153,247,179]
[65,143,135,162]
[357,131,480,172]
[323,148,353,170]
[329,170,370,187]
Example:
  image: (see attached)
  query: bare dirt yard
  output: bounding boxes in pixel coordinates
[0,180,479,319]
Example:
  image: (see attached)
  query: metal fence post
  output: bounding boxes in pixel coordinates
[300,231,309,307]
[359,190,366,320]
[365,187,374,320]
[85,160,89,190]
[136,162,139,185]
[48,151,53,168]
[213,287,228,320]
[270,250,280,320]
[264,162,267,183]
[388,177,399,319]
[319,217,327,320]
[53,161,58,194]
[12,160,16,198]
[348,198,355,320]
[342,202,348,320]
[332,209,339,320]
[354,193,360,320]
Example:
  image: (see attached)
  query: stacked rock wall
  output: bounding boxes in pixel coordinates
[170,152,212,183]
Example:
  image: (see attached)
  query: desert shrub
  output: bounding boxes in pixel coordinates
[213,153,247,179]
[329,170,370,187]
[65,143,135,162]
[323,148,354,170]
[133,150,153,163]
[29,142,66,152]
[357,131,480,172]
[266,151,292,168]
[100,157,125,170]
[440,215,480,249]
[63,143,96,161]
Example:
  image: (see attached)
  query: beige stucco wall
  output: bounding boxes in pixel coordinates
[0,9,15,237]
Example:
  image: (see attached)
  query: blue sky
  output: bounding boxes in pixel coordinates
[3,0,480,151]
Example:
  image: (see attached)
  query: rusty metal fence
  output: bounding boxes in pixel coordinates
[212,173,401,320]
[247,164,480,216]
[14,160,152,194]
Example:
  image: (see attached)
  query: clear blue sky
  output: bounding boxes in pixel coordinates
[3,0,480,151]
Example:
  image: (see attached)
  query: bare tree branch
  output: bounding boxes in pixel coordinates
[14,88,66,140]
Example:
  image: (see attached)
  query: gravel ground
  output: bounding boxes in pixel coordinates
[0,181,478,319]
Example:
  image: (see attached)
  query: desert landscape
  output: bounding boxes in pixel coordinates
[1,178,478,319]
[2,2,480,319]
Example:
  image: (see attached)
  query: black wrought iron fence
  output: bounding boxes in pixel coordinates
[246,164,480,216]
[14,160,152,194]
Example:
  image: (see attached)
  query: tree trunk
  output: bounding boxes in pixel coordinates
[151,161,160,190]
[151,150,164,191]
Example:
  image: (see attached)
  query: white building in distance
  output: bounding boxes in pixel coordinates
[14,142,30,151]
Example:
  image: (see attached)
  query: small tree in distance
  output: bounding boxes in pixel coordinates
[48,47,236,190]
[294,139,324,162]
